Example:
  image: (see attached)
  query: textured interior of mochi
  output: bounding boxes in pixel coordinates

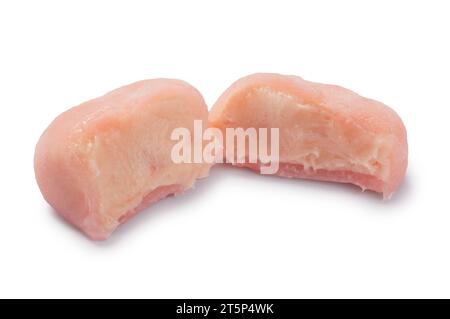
[225,87,392,182]
[117,184,184,225]
[77,99,203,232]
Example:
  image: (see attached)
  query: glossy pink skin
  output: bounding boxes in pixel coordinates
[209,73,408,198]
[35,79,210,240]
[239,162,384,194]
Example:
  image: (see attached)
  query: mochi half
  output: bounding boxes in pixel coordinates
[209,73,408,198]
[35,79,210,240]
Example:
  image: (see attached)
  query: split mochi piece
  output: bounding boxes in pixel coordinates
[35,79,210,240]
[209,73,408,198]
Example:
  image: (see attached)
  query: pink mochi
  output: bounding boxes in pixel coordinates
[209,73,408,198]
[35,79,210,240]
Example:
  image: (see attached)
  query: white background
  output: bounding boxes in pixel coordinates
[0,0,449,298]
